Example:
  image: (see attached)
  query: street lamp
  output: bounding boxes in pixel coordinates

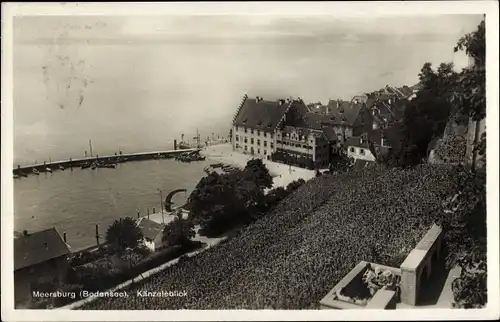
[158,189,164,224]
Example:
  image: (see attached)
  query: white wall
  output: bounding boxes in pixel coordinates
[232,125,276,159]
[142,238,156,252]
[347,146,376,162]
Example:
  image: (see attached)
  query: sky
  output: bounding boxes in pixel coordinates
[12,14,483,165]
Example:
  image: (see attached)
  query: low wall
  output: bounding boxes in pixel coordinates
[320,261,401,310]
[400,223,443,306]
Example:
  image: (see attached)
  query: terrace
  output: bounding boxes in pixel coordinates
[320,223,458,309]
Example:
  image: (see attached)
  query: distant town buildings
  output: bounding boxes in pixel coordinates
[14,228,71,306]
[231,85,414,169]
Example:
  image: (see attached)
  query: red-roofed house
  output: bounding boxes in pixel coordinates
[14,228,71,306]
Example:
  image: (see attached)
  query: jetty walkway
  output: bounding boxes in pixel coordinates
[13,148,199,174]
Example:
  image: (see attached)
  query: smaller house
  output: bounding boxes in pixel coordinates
[345,133,377,162]
[14,228,71,306]
[136,217,166,252]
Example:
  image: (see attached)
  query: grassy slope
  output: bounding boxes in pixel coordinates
[82,164,458,310]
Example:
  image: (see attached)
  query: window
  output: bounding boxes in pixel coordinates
[271,133,274,139]
[244,128,248,133]
[251,129,254,135]
[303,145,308,148]
[257,139,261,146]
[251,138,254,144]
[235,135,239,142]
[264,141,267,147]
[257,130,260,136]
[270,143,274,149]
[264,132,267,137]
[264,150,267,155]
[258,149,261,154]
[244,137,248,143]
[360,149,365,155]
[245,146,248,151]
[350,147,355,153]
[277,140,282,144]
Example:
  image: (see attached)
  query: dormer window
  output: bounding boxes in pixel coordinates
[267,122,273,128]
[257,120,263,126]
[242,118,247,123]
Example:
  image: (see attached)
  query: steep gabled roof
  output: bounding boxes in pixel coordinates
[136,218,165,241]
[303,113,337,130]
[233,98,303,132]
[345,133,371,149]
[325,100,364,126]
[14,227,70,271]
[322,126,338,143]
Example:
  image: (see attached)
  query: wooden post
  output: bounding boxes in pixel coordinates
[147,208,150,219]
[95,224,100,247]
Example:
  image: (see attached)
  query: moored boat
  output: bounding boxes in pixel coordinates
[58,165,65,170]
[32,168,40,175]
[81,163,91,169]
[45,167,52,173]
[14,174,20,179]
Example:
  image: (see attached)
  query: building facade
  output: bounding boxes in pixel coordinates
[345,133,377,162]
[273,126,330,169]
[14,228,71,306]
[232,95,309,160]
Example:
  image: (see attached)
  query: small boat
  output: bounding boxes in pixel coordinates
[97,163,116,169]
[58,165,65,171]
[45,167,52,173]
[14,174,20,179]
[32,168,40,175]
[91,163,97,170]
[81,163,91,169]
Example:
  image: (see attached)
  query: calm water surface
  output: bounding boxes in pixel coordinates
[14,159,212,250]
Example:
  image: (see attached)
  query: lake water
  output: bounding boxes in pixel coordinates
[14,159,212,250]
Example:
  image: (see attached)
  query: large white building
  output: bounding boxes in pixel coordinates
[231,95,309,160]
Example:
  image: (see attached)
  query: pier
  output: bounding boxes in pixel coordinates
[13,148,199,175]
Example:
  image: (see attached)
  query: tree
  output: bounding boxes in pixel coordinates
[329,148,353,173]
[106,217,143,251]
[244,158,273,190]
[162,210,195,247]
[452,18,485,120]
[188,170,265,236]
[285,179,306,193]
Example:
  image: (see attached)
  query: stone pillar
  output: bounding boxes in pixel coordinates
[400,266,418,306]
